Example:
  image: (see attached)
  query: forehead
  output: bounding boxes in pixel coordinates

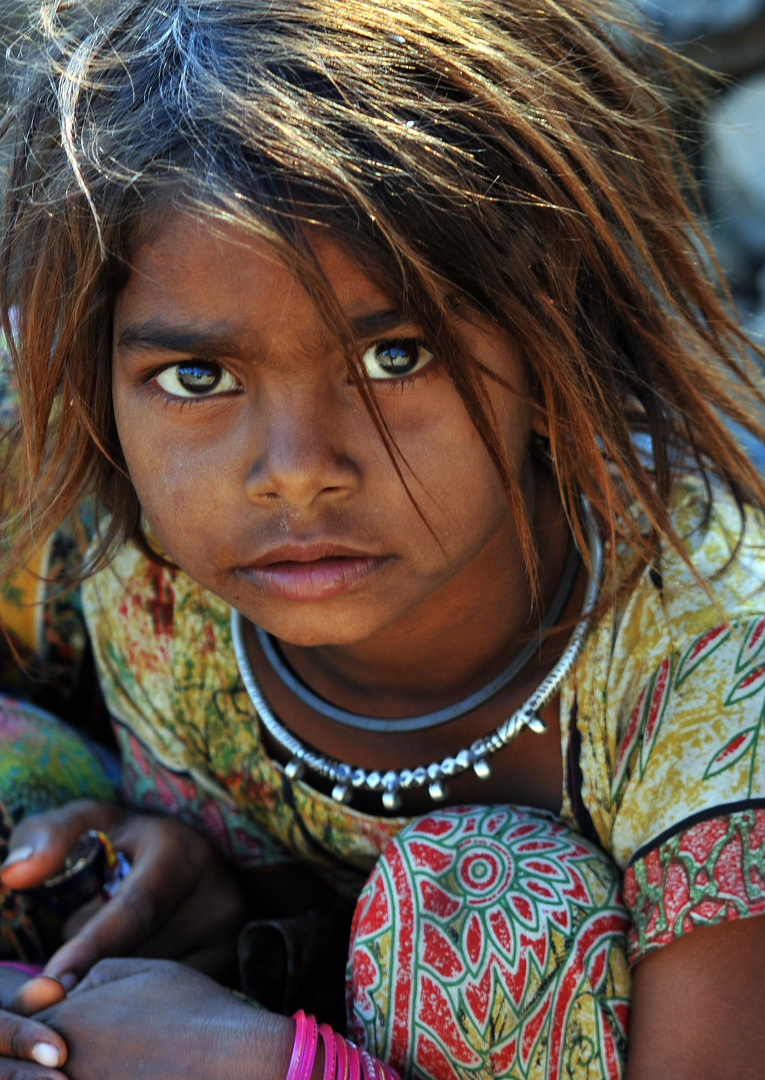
[114,210,392,333]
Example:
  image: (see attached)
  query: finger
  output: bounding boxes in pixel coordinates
[0,1009,67,1071]
[61,895,106,942]
[0,801,126,890]
[129,859,243,980]
[43,820,205,982]
[9,979,66,1019]
[0,1058,67,1080]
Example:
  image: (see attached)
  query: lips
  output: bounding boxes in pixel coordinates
[239,543,390,601]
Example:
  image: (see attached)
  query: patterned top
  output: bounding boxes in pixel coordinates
[2,464,765,963]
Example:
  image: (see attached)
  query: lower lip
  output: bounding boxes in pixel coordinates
[240,556,389,601]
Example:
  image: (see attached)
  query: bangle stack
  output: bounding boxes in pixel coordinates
[288,1011,400,1080]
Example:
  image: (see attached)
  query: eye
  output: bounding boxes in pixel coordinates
[360,339,434,380]
[154,361,239,398]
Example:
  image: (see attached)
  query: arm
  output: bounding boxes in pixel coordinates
[627,914,765,1080]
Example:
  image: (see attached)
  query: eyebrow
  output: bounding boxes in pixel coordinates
[347,308,411,337]
[115,323,239,355]
[115,308,412,355]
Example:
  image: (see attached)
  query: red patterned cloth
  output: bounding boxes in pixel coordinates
[347,806,631,1080]
[623,809,765,962]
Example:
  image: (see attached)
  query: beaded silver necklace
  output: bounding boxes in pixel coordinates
[231,504,602,812]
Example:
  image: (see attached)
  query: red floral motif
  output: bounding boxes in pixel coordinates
[348,806,630,1080]
[674,624,730,687]
[611,656,673,801]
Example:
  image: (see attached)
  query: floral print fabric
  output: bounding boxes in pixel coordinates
[559,477,765,957]
[348,806,631,1080]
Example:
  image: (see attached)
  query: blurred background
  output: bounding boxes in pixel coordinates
[0,0,763,460]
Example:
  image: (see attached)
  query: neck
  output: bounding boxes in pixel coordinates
[268,465,571,718]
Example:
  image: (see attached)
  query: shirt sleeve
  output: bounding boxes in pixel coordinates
[561,478,765,965]
[611,621,765,963]
[613,626,765,963]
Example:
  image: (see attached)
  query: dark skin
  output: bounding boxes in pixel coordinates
[0,212,762,1078]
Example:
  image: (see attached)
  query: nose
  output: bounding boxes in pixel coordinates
[243,381,360,510]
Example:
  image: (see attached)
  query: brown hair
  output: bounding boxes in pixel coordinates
[2,0,765,601]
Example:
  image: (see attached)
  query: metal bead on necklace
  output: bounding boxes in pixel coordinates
[231,501,603,812]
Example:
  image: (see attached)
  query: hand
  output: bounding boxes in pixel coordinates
[36,958,295,1080]
[0,967,68,1080]
[0,800,246,986]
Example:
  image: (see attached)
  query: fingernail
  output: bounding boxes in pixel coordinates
[1,845,35,869]
[32,1043,60,1067]
[57,972,78,991]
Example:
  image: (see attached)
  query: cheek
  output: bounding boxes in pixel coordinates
[393,408,510,544]
[113,402,219,550]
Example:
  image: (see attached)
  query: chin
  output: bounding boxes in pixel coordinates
[239,603,388,647]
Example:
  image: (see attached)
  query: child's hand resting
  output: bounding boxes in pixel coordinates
[0,800,246,987]
[34,957,294,1080]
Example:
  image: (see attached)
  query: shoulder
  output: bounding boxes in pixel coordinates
[657,473,765,625]
[82,535,231,677]
[585,473,765,709]
[568,474,765,859]
[568,476,765,966]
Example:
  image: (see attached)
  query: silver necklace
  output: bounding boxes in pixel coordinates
[231,503,602,812]
[254,534,580,733]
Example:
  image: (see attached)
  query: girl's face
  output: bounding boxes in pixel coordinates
[112,212,547,648]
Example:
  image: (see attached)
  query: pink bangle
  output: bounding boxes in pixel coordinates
[333,1032,348,1080]
[287,1017,399,1080]
[359,1048,380,1080]
[287,1011,319,1080]
[0,961,44,978]
[318,1024,336,1080]
[287,1011,307,1080]
[345,1040,361,1080]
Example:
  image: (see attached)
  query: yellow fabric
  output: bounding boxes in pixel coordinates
[0,544,50,657]
[558,476,765,869]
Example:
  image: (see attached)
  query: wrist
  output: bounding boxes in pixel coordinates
[228,1003,295,1080]
[286,1012,398,1080]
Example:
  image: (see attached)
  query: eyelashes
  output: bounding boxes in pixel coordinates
[154,361,239,398]
[148,337,435,403]
[360,339,434,380]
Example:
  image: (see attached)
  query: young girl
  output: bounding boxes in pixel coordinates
[0,0,764,1077]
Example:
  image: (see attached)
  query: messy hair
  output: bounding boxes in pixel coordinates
[2,0,765,601]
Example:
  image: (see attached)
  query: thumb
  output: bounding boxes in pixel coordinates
[0,800,126,890]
